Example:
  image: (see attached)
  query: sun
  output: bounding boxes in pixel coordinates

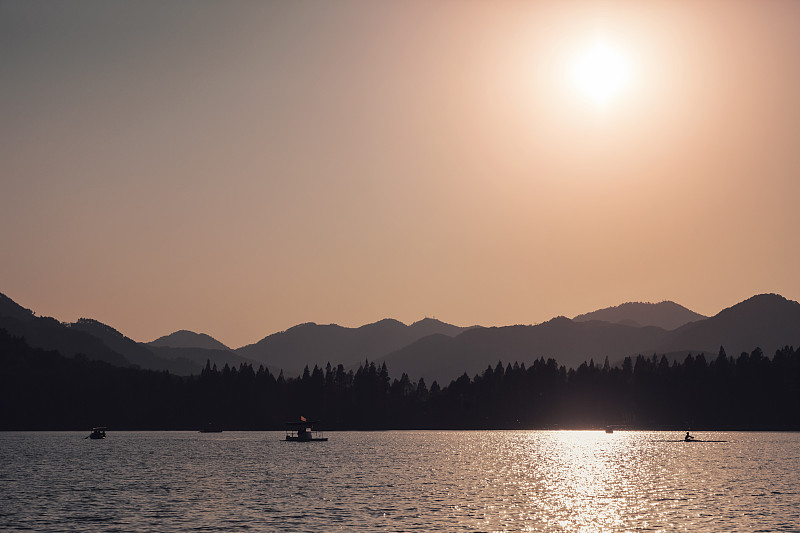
[570,39,631,108]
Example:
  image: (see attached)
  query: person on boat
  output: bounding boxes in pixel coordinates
[684,431,694,441]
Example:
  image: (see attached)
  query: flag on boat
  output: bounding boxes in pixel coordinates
[300,416,306,422]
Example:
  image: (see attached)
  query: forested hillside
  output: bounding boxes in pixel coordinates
[2,327,798,431]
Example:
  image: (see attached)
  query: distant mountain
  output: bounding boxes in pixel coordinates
[0,313,131,367]
[149,330,230,351]
[68,319,263,375]
[0,292,262,376]
[69,318,196,373]
[236,318,477,376]
[573,301,707,330]
[381,317,670,385]
[657,293,800,357]
[0,293,35,322]
[147,345,269,374]
[383,294,800,384]
[4,290,799,385]
[407,318,477,338]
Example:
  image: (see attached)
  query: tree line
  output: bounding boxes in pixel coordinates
[1,327,798,430]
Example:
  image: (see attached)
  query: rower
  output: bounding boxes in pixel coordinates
[684,431,694,442]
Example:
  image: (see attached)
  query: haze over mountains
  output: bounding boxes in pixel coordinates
[236,318,476,377]
[149,330,231,351]
[572,301,707,329]
[1,291,798,384]
[0,293,256,375]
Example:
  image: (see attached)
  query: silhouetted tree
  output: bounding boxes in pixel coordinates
[2,327,799,431]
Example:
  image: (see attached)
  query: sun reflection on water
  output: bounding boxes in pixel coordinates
[3,431,796,532]
[460,430,657,532]
[537,431,629,532]
[452,430,753,532]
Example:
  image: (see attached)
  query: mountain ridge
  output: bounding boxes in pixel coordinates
[573,300,707,330]
[235,318,478,377]
[0,293,262,376]
[149,330,231,351]
[378,294,800,383]
[656,293,800,357]
[381,316,672,384]
[2,291,798,385]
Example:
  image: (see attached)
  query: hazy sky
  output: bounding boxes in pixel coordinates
[2,0,799,348]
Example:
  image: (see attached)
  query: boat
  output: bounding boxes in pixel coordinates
[652,434,728,443]
[680,432,726,443]
[284,417,328,442]
[86,427,107,439]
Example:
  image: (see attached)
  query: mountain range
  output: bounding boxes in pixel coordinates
[236,318,476,377]
[1,291,799,384]
[0,293,257,375]
[383,294,800,382]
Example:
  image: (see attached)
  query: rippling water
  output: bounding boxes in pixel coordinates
[1,431,798,532]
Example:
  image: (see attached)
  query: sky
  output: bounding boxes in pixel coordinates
[2,0,799,348]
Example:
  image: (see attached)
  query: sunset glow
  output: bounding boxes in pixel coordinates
[570,39,631,107]
[1,0,799,347]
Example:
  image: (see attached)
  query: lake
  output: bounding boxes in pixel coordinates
[1,431,798,532]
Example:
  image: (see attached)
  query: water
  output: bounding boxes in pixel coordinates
[1,431,798,532]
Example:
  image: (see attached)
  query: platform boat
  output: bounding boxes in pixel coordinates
[284,418,328,442]
[87,427,107,439]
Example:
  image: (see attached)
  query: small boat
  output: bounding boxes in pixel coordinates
[651,438,728,443]
[653,433,728,443]
[681,432,726,443]
[86,427,107,439]
[284,418,327,442]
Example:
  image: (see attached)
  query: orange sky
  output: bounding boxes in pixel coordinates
[2,0,799,348]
